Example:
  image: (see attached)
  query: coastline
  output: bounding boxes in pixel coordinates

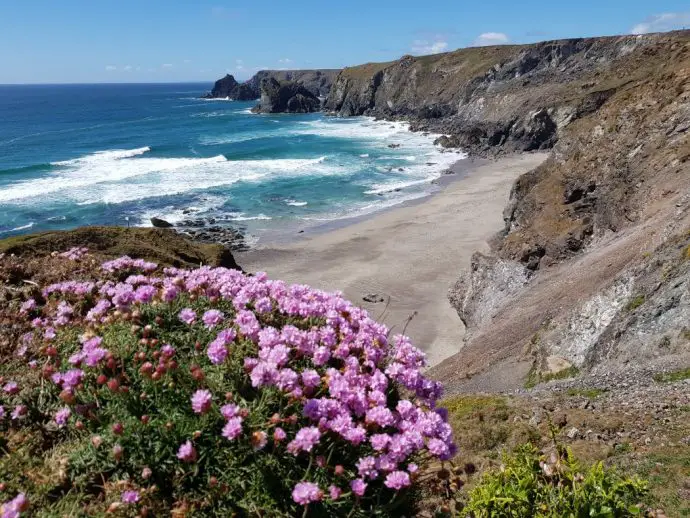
[237,152,548,366]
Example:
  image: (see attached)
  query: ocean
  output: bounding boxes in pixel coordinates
[0,83,464,243]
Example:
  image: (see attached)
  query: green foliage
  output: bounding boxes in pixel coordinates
[0,294,415,517]
[525,366,580,389]
[625,295,646,312]
[653,367,690,383]
[566,388,606,398]
[461,445,648,517]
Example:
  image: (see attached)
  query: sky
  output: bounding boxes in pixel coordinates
[0,1,688,84]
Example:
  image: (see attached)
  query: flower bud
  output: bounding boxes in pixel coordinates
[112,444,123,461]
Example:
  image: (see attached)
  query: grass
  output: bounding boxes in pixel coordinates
[440,394,690,517]
[617,446,690,517]
[0,226,239,269]
[653,368,690,383]
[525,365,581,389]
[626,294,646,312]
[566,388,606,399]
[441,396,536,466]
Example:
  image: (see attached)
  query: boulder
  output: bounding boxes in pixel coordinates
[150,217,173,228]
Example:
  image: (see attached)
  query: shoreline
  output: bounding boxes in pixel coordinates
[237,152,548,366]
[249,150,475,247]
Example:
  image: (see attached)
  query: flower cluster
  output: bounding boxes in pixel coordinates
[2,254,456,515]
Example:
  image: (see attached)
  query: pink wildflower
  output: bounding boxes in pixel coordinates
[190,389,212,414]
[176,440,197,463]
[292,482,322,505]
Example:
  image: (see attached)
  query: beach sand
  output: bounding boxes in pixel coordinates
[237,153,548,366]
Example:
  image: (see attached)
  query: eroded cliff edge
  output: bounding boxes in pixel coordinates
[321,31,690,390]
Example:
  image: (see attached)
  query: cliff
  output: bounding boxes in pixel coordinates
[410,31,690,392]
[324,32,688,156]
[203,69,339,100]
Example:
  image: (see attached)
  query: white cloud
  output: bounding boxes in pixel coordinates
[235,59,244,71]
[183,59,191,64]
[162,63,173,69]
[473,32,510,46]
[630,12,690,34]
[278,58,293,64]
[105,65,117,71]
[410,39,448,55]
[123,65,132,72]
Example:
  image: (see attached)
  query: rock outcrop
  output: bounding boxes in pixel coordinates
[246,69,339,99]
[203,69,339,102]
[251,77,321,113]
[203,74,258,101]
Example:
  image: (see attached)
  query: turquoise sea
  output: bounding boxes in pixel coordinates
[0,83,463,243]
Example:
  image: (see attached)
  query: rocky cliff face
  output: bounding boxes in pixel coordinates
[425,31,690,392]
[324,33,686,156]
[204,69,339,101]
[251,77,321,113]
[246,69,339,98]
[203,74,258,100]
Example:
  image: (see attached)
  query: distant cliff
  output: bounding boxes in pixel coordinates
[324,33,688,156]
[251,77,321,114]
[203,69,339,100]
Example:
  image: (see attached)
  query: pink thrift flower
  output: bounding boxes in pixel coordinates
[207,339,228,365]
[222,417,243,440]
[55,407,71,427]
[273,427,286,442]
[287,427,321,455]
[384,470,411,490]
[121,490,139,504]
[178,308,196,325]
[350,478,367,497]
[220,404,240,420]
[328,485,342,500]
[11,405,27,420]
[1,492,28,515]
[176,440,197,463]
[292,482,322,505]
[190,389,212,414]
[3,382,19,395]
[202,309,224,329]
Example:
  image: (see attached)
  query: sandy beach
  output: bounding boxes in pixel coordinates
[237,153,548,366]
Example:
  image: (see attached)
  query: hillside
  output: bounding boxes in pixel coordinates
[319,31,690,393]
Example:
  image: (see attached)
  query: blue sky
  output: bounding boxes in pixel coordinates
[1,1,688,84]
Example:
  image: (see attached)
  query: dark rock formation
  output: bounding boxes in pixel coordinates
[251,78,321,114]
[245,69,339,98]
[150,217,173,228]
[202,74,258,101]
[203,69,339,102]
